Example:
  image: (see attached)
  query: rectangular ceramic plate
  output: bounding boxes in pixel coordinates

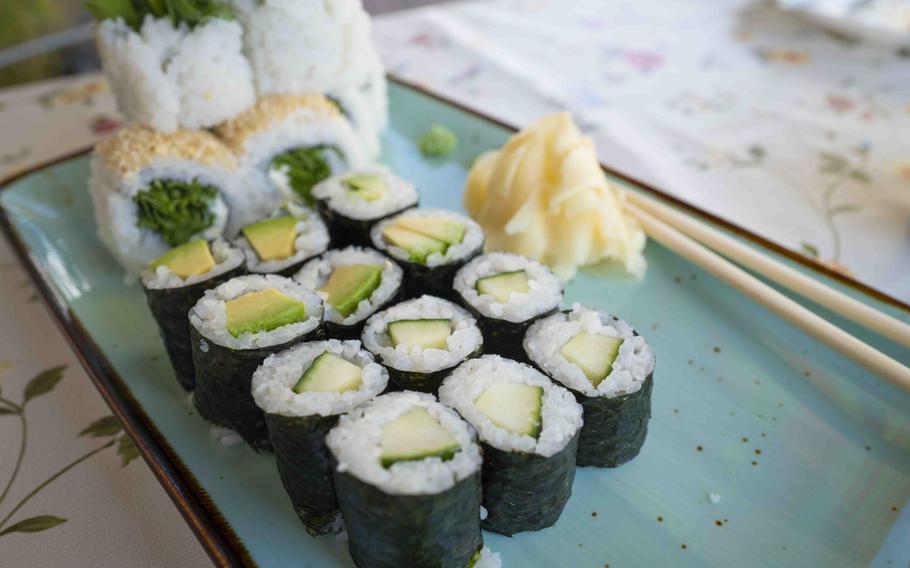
[1,79,909,568]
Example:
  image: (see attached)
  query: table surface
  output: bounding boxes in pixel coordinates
[0,1,907,566]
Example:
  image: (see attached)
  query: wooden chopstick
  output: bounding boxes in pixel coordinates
[624,191,910,349]
[624,202,910,391]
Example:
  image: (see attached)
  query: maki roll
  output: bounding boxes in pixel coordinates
[439,355,583,535]
[312,167,418,248]
[235,204,329,277]
[371,208,484,300]
[453,252,563,361]
[524,305,656,467]
[294,247,403,339]
[189,274,324,450]
[325,391,484,568]
[251,339,388,535]
[141,239,245,390]
[361,296,483,393]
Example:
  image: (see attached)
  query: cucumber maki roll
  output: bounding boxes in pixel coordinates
[524,305,656,467]
[439,355,583,535]
[294,247,403,339]
[312,167,418,248]
[141,239,245,390]
[361,296,483,393]
[453,253,563,362]
[251,340,388,535]
[189,274,324,450]
[326,391,484,568]
[235,204,329,277]
[371,208,483,300]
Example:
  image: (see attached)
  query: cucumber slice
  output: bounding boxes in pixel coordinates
[560,332,623,387]
[381,226,447,264]
[380,407,461,467]
[475,270,530,303]
[475,382,543,438]
[387,319,452,350]
[396,217,466,246]
[293,352,363,394]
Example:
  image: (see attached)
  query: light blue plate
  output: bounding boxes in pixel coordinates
[1,80,908,568]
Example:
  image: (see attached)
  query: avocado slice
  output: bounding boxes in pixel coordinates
[395,216,466,246]
[387,319,452,350]
[242,215,297,262]
[293,352,363,394]
[379,407,461,468]
[148,239,215,278]
[475,270,530,303]
[342,173,387,201]
[225,288,308,338]
[319,264,383,317]
[560,332,623,387]
[475,382,543,438]
[381,226,447,264]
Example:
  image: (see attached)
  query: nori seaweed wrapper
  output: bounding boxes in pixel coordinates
[384,345,483,394]
[334,467,483,568]
[481,430,580,536]
[142,264,245,390]
[458,300,557,363]
[266,412,340,535]
[316,199,416,249]
[394,247,482,302]
[190,325,324,451]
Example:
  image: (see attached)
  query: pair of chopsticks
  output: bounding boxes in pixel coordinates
[617,188,910,391]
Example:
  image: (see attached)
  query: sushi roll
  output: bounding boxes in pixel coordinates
[235,204,329,277]
[453,253,563,361]
[326,391,484,568]
[189,274,324,450]
[371,208,484,300]
[141,239,245,390]
[439,355,583,535]
[312,167,417,248]
[524,305,656,467]
[89,126,236,275]
[294,247,403,339]
[251,339,388,535]
[361,296,483,393]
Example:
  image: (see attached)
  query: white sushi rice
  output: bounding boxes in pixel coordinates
[325,391,482,495]
[251,339,388,418]
[329,51,388,160]
[360,296,483,373]
[474,546,502,568]
[453,252,563,323]
[311,166,417,221]
[370,208,484,268]
[294,247,402,326]
[524,303,656,398]
[235,205,329,274]
[438,355,583,458]
[140,239,244,290]
[189,274,323,350]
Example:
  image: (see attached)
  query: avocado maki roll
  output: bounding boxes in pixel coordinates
[453,253,563,362]
[326,391,484,568]
[524,305,656,467]
[141,239,245,390]
[312,167,418,248]
[189,274,324,450]
[235,204,329,277]
[371,208,484,300]
[361,296,483,393]
[294,247,403,339]
[439,355,583,535]
[251,339,388,535]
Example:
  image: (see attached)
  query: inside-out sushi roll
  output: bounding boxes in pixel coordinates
[294,247,403,339]
[325,391,484,568]
[235,204,329,277]
[189,274,324,450]
[453,252,563,361]
[371,208,484,299]
[361,295,483,393]
[312,167,418,248]
[524,305,656,468]
[89,126,235,275]
[141,239,245,390]
[439,355,583,536]
[252,339,388,535]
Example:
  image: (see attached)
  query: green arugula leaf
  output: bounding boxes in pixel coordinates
[270,146,343,206]
[23,365,66,404]
[134,178,218,247]
[0,516,67,536]
[85,0,143,29]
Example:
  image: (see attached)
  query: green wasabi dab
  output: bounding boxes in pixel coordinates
[419,125,458,158]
